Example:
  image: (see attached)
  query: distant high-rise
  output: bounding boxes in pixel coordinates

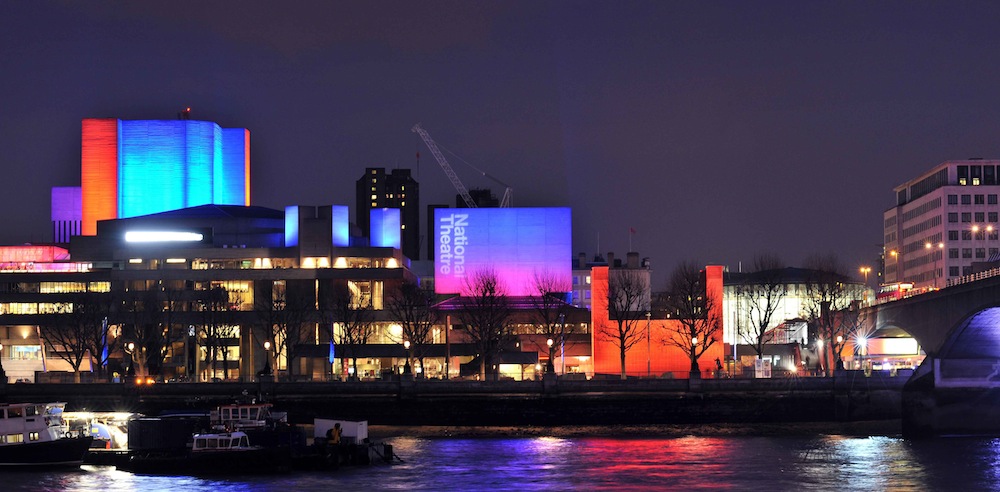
[356,168,419,260]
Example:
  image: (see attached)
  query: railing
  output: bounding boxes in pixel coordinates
[945,266,1000,288]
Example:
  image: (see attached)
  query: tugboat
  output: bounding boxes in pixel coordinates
[0,402,94,467]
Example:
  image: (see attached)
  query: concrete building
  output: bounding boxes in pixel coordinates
[66,118,251,237]
[355,168,420,260]
[884,159,1000,289]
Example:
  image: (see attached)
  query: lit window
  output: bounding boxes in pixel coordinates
[371,194,377,200]
[401,201,405,206]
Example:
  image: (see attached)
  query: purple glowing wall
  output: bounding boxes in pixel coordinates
[433,207,571,295]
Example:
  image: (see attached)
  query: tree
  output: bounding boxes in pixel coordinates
[195,287,235,381]
[253,280,311,379]
[385,280,439,377]
[736,254,788,359]
[529,270,575,374]
[801,254,866,376]
[662,261,721,375]
[455,268,513,381]
[322,282,376,379]
[596,267,649,380]
[79,291,119,381]
[44,294,104,382]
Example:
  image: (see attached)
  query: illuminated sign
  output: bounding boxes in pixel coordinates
[124,231,204,243]
[433,207,571,295]
[0,246,70,263]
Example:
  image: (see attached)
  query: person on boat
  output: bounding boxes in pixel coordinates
[332,423,342,445]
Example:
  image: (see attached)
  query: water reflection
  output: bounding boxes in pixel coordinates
[9,434,1000,491]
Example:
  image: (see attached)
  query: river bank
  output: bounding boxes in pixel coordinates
[369,419,903,439]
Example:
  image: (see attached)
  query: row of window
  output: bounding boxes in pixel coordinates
[0,433,39,444]
[957,165,1000,186]
[948,212,999,223]
[946,229,1000,241]
[948,194,999,205]
[948,248,998,259]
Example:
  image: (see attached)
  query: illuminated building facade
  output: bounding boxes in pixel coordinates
[356,168,419,260]
[884,159,1000,289]
[74,118,250,237]
[51,187,82,243]
[1,204,417,382]
[432,207,572,295]
[590,259,725,378]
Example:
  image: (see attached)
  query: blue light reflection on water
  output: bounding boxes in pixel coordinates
[9,435,1000,491]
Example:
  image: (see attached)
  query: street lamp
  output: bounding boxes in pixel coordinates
[403,340,412,375]
[546,338,555,373]
[262,340,272,375]
[889,250,902,283]
[558,313,566,375]
[125,341,136,377]
[859,266,871,285]
[925,241,944,289]
[645,312,651,378]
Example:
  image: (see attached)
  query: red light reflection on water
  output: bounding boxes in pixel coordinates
[574,436,737,489]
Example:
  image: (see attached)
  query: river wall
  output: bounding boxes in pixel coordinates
[0,370,906,427]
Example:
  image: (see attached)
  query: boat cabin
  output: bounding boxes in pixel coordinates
[192,431,252,452]
[210,403,272,431]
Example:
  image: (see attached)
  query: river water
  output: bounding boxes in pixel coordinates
[8,432,1000,491]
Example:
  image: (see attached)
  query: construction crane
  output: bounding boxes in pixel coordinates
[411,123,513,207]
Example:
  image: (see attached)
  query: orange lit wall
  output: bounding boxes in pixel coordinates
[81,118,119,236]
[590,265,725,378]
[244,130,250,205]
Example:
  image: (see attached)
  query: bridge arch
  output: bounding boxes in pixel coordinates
[938,306,1000,359]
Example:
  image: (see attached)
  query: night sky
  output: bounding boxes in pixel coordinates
[4,1,1000,287]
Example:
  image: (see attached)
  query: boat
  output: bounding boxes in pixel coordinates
[122,430,292,474]
[0,402,94,467]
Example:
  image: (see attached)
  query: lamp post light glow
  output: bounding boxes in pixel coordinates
[645,311,651,378]
[546,338,555,374]
[925,241,944,289]
[889,249,903,283]
[262,340,272,376]
[403,340,411,375]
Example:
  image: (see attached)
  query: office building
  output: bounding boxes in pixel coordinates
[883,159,1000,289]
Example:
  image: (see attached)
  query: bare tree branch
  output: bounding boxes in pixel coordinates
[662,261,721,374]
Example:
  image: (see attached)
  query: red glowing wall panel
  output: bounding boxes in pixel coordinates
[81,118,120,236]
[590,265,725,378]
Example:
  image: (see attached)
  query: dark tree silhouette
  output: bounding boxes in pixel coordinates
[386,279,439,377]
[596,268,649,380]
[662,261,721,375]
[455,268,513,381]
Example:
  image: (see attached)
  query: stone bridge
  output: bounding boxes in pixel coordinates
[866,272,1000,435]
